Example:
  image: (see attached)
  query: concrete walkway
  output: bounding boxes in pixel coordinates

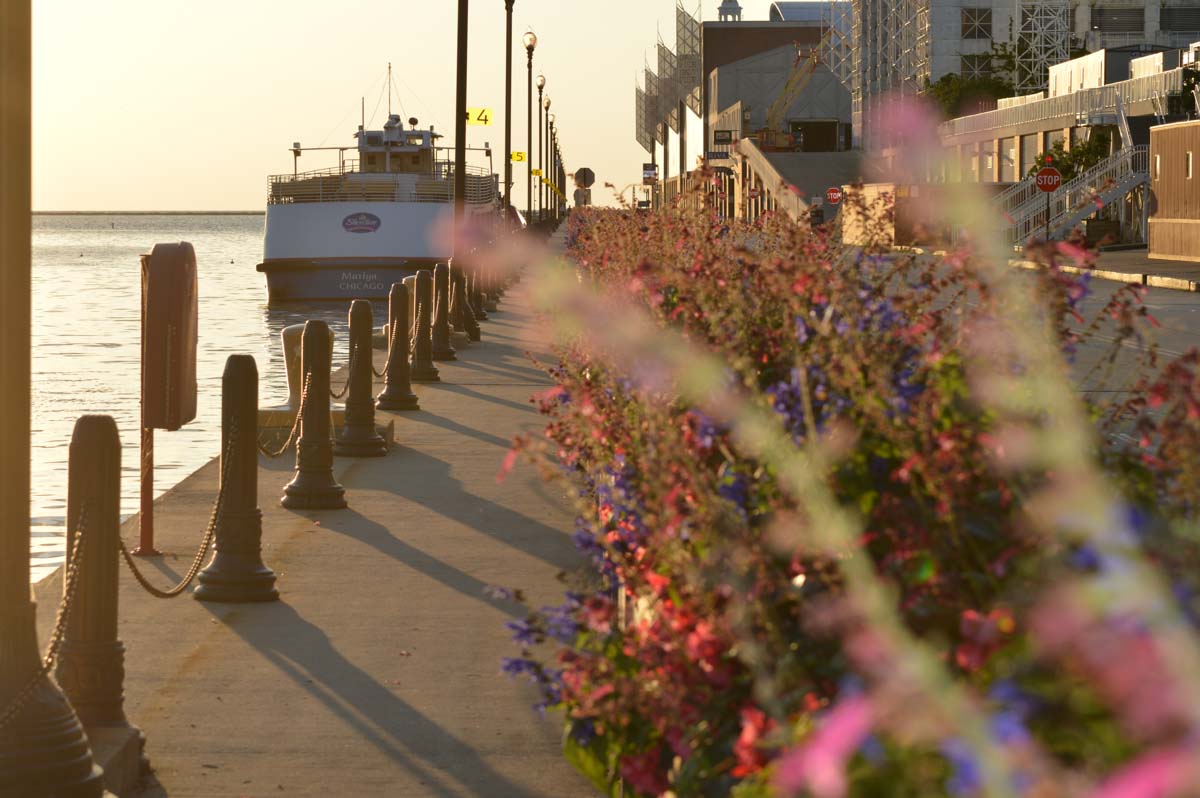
[36,235,594,796]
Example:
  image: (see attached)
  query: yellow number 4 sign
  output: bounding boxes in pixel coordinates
[467,108,493,126]
[511,152,527,162]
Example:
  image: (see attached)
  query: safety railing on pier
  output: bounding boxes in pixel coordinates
[268,163,497,206]
[939,68,1188,140]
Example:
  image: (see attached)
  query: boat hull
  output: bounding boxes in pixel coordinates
[261,201,453,302]
[257,259,433,301]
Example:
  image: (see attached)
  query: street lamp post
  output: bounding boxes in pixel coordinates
[543,96,551,223]
[453,0,469,234]
[504,0,515,226]
[547,114,556,222]
[536,75,545,224]
[523,31,537,225]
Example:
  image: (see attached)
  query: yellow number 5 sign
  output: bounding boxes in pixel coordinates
[467,108,493,126]
[511,152,527,162]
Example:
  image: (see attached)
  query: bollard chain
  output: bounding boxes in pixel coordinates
[0,507,89,730]
[329,340,361,400]
[372,319,401,380]
[117,418,238,599]
[258,372,310,459]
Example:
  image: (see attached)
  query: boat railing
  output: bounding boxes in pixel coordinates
[268,162,496,205]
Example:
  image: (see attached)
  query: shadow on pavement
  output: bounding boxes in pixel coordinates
[349,447,581,574]
[198,600,544,798]
[317,510,527,619]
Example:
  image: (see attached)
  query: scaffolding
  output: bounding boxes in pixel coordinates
[822,0,929,149]
[635,85,654,154]
[676,1,702,116]
[646,67,664,145]
[1013,0,1070,93]
[659,41,681,134]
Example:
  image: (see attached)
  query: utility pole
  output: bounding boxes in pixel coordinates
[0,3,103,790]
[504,0,515,221]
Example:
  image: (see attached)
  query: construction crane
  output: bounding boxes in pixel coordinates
[756,28,836,152]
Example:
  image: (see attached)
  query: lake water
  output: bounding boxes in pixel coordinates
[31,214,357,583]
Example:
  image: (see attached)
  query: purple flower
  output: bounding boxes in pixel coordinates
[1068,544,1105,573]
[989,711,1030,745]
[940,739,981,797]
[570,718,598,745]
[501,656,537,677]
[688,410,720,450]
[506,618,539,646]
[541,596,583,644]
[858,735,886,766]
[718,465,750,515]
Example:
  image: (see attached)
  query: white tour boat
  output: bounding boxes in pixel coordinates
[258,114,499,301]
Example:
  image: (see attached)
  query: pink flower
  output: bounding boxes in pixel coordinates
[774,695,873,798]
[732,705,777,776]
[583,596,613,634]
[955,608,1014,671]
[1089,745,1198,798]
[620,746,669,796]
[685,620,725,666]
[496,448,519,484]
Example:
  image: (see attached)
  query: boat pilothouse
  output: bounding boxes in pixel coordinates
[258,113,500,301]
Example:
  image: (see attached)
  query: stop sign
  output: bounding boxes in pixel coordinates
[1035,166,1062,192]
[826,186,843,205]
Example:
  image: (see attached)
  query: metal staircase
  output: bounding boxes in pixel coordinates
[992,173,1044,221]
[1001,145,1149,246]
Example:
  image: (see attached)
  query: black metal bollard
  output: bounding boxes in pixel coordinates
[282,320,347,509]
[377,283,420,411]
[334,301,388,457]
[410,270,441,383]
[453,265,482,343]
[468,266,488,321]
[196,356,280,602]
[57,415,138,732]
[448,262,467,336]
[431,263,457,361]
[484,262,499,313]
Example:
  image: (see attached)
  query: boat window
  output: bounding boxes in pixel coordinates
[406,135,425,146]
[366,133,383,147]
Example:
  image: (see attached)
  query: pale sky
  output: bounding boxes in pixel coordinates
[32,0,778,211]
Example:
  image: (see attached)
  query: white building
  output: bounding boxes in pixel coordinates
[825,0,1200,147]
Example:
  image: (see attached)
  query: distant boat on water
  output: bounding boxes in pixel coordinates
[258,107,500,302]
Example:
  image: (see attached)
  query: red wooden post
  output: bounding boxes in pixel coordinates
[135,254,159,555]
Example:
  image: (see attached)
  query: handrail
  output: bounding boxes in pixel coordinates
[940,69,1186,139]
[732,138,810,222]
[1002,145,1149,244]
[267,165,497,206]
[992,175,1041,219]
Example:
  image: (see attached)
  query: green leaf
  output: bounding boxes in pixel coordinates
[563,727,622,797]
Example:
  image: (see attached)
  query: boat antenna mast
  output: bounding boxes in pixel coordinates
[387,62,392,117]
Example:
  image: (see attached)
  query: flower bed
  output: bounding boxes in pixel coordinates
[501,196,1200,797]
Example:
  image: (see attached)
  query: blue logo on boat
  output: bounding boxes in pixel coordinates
[342,213,382,233]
